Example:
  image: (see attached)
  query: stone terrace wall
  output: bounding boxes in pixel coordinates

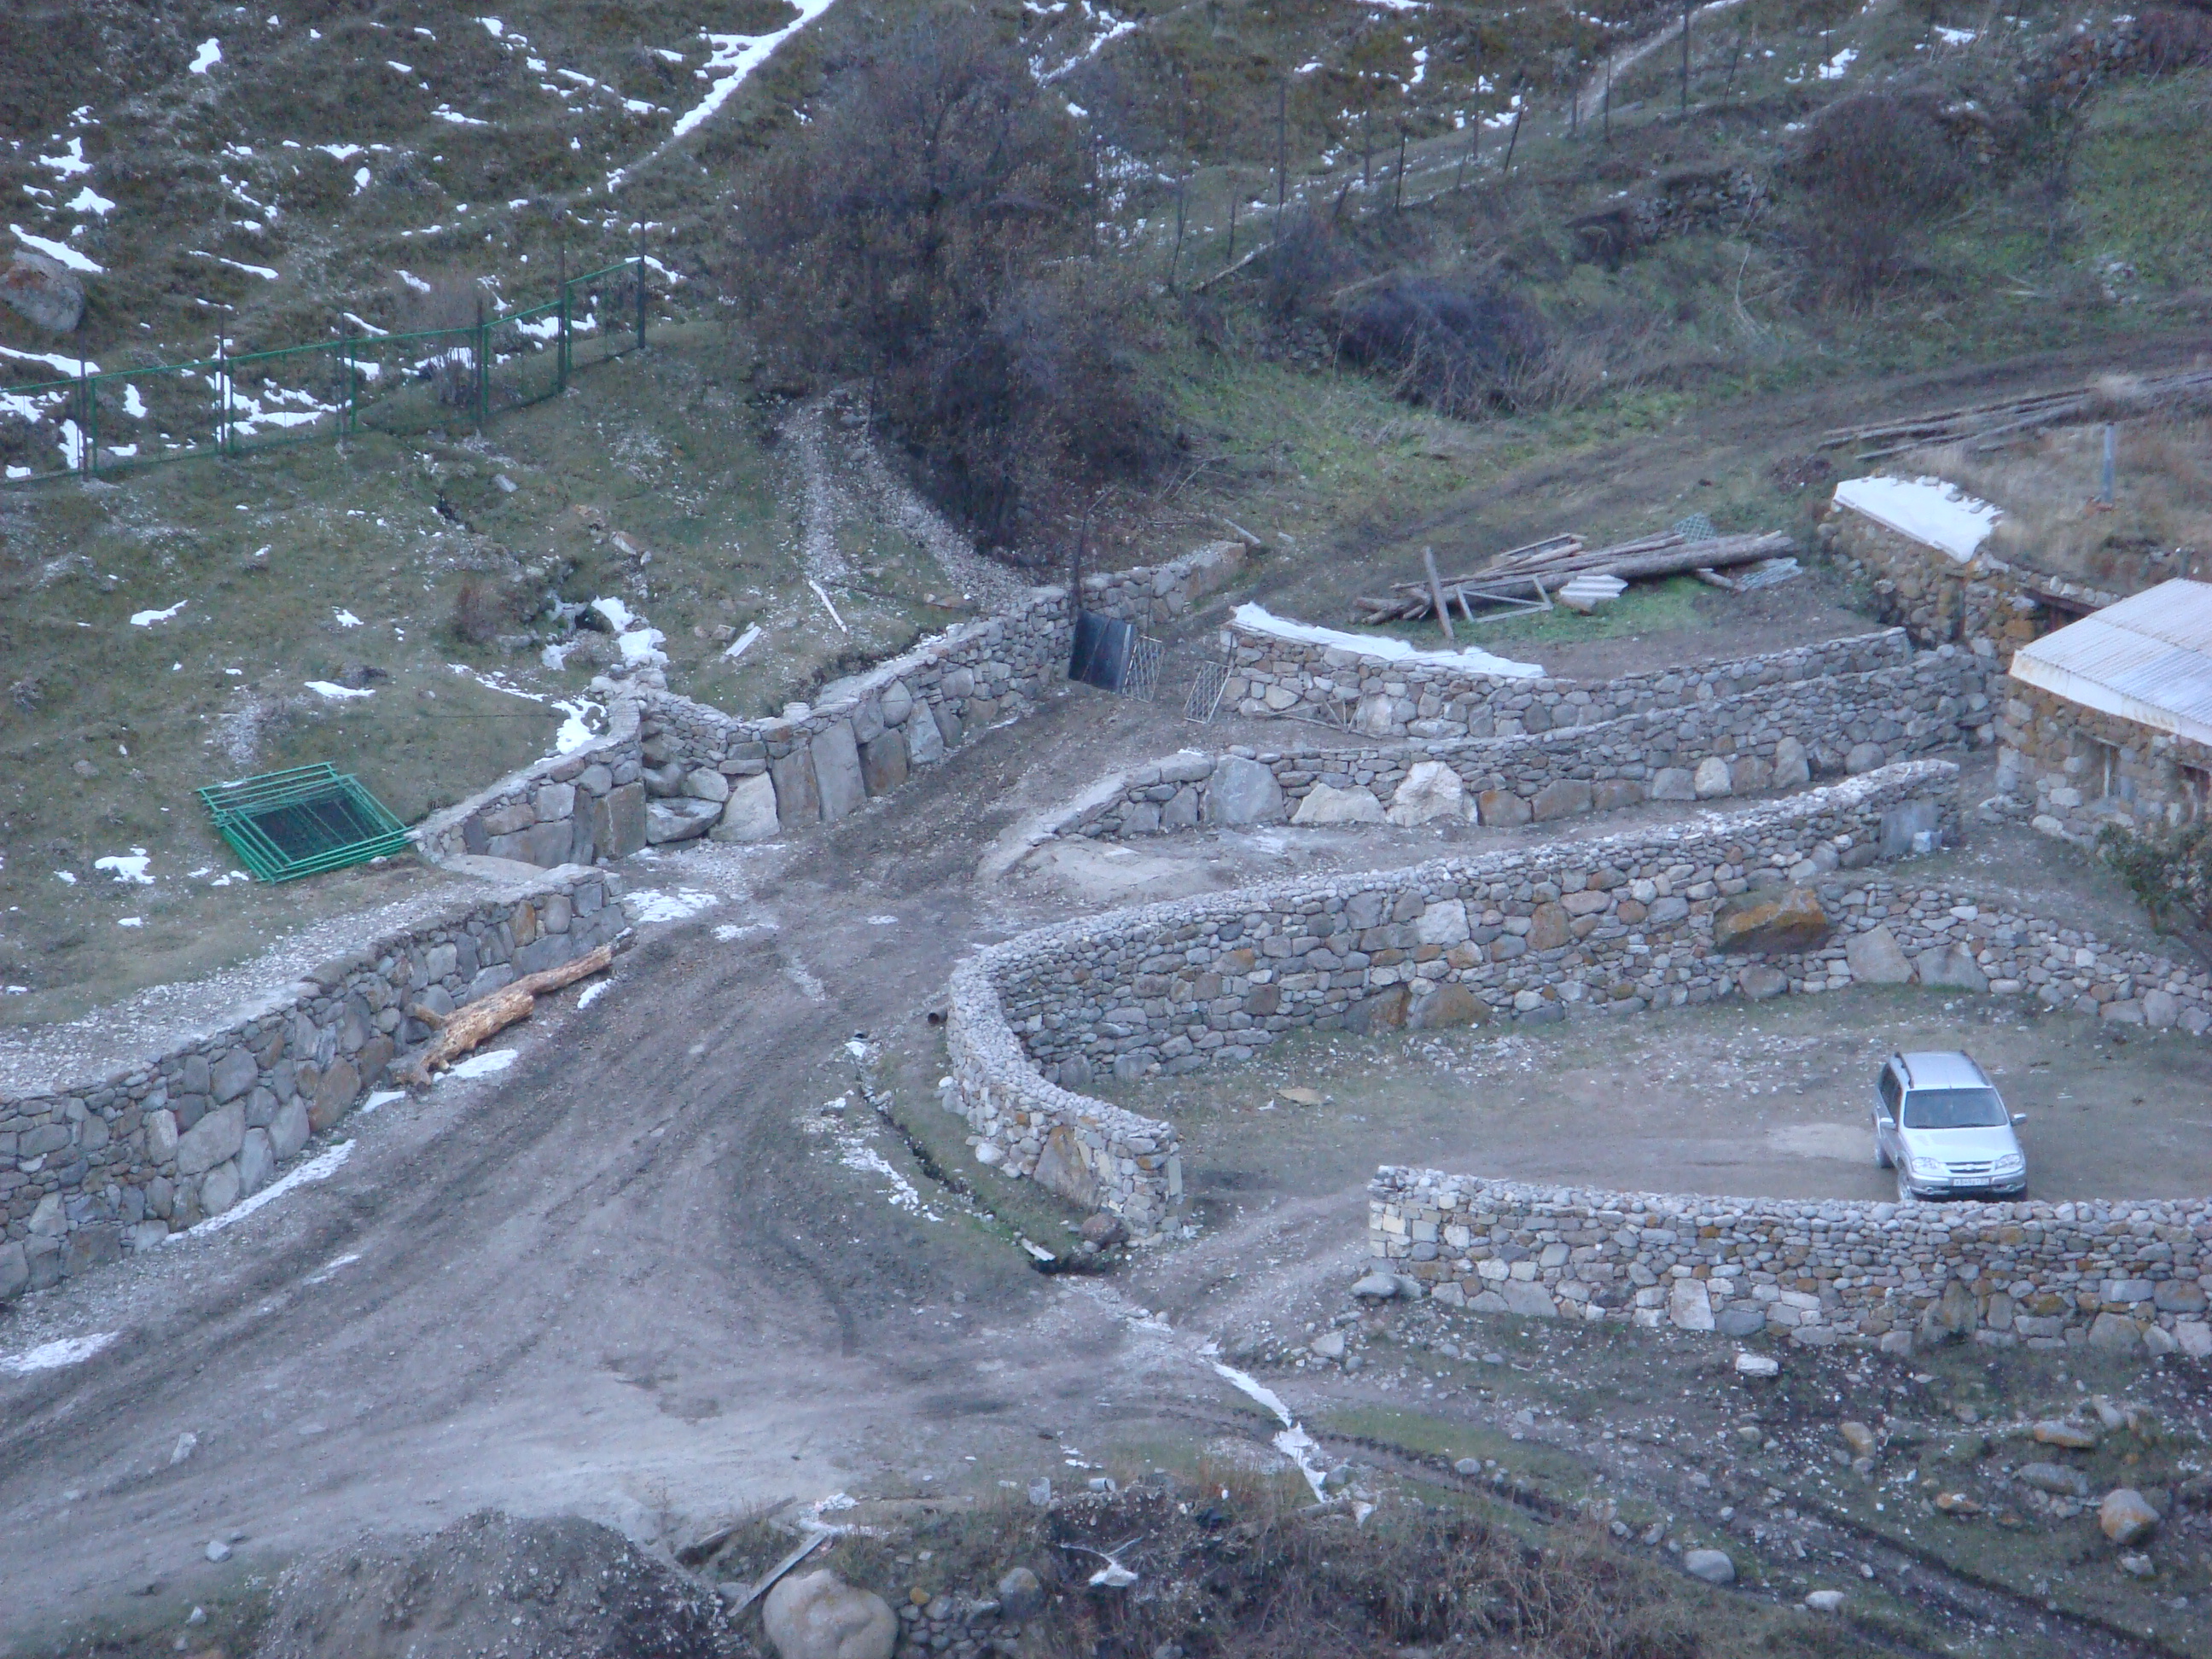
[946,766,1955,1232]
[1821,509,2120,651]
[1995,678,2212,846]
[1057,650,1988,838]
[1369,1169,2212,1359]
[416,542,1249,864]
[1226,624,1913,740]
[0,868,628,1303]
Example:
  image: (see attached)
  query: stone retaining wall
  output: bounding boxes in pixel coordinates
[1057,650,1988,838]
[1225,624,1909,739]
[1995,678,2212,846]
[415,542,1249,865]
[946,765,1956,1232]
[1368,1169,2212,1359]
[0,867,628,1302]
[1821,508,2120,651]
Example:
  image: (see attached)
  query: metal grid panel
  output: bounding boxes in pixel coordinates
[196,764,410,882]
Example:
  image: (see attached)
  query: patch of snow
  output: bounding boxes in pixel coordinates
[303,1252,361,1284]
[1818,45,1858,79]
[316,143,363,160]
[434,106,491,126]
[626,888,720,923]
[1832,475,2000,563]
[183,1141,354,1236]
[352,166,372,195]
[1,1332,119,1374]
[117,917,143,927]
[669,1,841,143]
[189,38,224,74]
[95,848,153,884]
[0,341,100,375]
[36,138,93,178]
[192,250,278,281]
[1231,602,1544,678]
[1210,1361,1328,1499]
[588,595,636,631]
[10,224,103,274]
[617,626,667,666]
[442,1049,516,1080]
[122,383,146,417]
[130,600,187,626]
[52,871,75,885]
[553,701,597,751]
[386,59,415,74]
[333,608,362,627]
[576,979,611,1010]
[304,679,375,700]
[1935,24,1977,43]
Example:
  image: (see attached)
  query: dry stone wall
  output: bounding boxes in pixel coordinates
[1368,1170,2212,1359]
[416,543,1249,865]
[1225,624,1910,740]
[946,765,1957,1233]
[1056,649,1988,838]
[1820,509,2119,651]
[0,868,627,1303]
[1994,678,2212,846]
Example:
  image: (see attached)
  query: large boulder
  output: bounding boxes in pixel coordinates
[1292,783,1383,825]
[252,1511,728,1659]
[1844,925,1913,985]
[1205,754,1284,825]
[1,250,84,333]
[644,798,719,845]
[1712,888,1830,957]
[811,723,865,822]
[1914,944,1988,993]
[2101,1488,2160,1546]
[712,773,780,843]
[1386,761,1464,826]
[762,1569,897,1659]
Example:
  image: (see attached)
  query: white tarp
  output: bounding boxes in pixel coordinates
[1832,475,2000,564]
[1231,602,1544,679]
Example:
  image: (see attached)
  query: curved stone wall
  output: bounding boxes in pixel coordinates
[1367,1169,2212,1359]
[946,763,1959,1235]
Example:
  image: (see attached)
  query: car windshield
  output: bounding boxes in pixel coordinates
[1901,1087,2008,1129]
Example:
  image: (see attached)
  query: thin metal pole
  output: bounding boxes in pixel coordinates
[218,337,230,457]
[1682,0,1691,114]
[1275,79,1288,213]
[557,245,570,390]
[1604,55,1613,143]
[79,354,93,479]
[633,234,646,351]
[1504,104,1523,172]
[1394,130,1406,209]
[2102,424,2117,504]
[475,294,489,428]
[1170,170,1187,290]
[345,335,355,439]
[1226,196,1237,265]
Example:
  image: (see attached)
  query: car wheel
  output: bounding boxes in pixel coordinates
[1896,1169,1915,1205]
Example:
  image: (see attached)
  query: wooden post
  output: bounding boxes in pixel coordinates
[1362,108,1372,191]
[1424,545,1456,642]
[1226,195,1237,264]
[1504,104,1523,172]
[1275,78,1289,213]
[1170,168,1187,289]
[1394,129,1406,209]
[1682,0,1691,114]
[2102,424,2117,504]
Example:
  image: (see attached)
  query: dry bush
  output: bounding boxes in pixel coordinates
[1923,412,2212,590]
[1785,92,1970,303]
[1334,271,1550,417]
[450,576,506,645]
[731,17,1169,556]
[2137,6,2212,70]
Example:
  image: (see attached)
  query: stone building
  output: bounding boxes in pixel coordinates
[1824,474,2117,649]
[1997,578,2212,841]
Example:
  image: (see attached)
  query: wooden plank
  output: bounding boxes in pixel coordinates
[1423,547,1455,642]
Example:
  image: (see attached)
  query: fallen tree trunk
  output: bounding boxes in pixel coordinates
[397,943,614,1086]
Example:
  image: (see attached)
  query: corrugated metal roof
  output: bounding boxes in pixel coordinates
[2011,579,2212,748]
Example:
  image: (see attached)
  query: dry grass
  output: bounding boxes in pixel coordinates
[1924,408,2212,591]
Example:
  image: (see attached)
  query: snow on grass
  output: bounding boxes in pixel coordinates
[576,979,612,1010]
[359,1089,405,1114]
[333,608,362,627]
[129,601,186,626]
[442,1048,516,1080]
[317,143,363,160]
[0,341,100,375]
[9,224,102,274]
[352,166,372,195]
[304,680,375,700]
[1,1332,118,1375]
[626,888,719,923]
[94,848,152,884]
[181,1140,354,1237]
[1934,25,1977,44]
[443,662,604,752]
[190,250,278,281]
[189,38,224,74]
[434,106,492,126]
[117,917,143,928]
[121,383,145,417]
[1210,1361,1328,1499]
[1818,45,1858,79]
[386,59,415,74]
[667,0,841,143]
[36,137,92,179]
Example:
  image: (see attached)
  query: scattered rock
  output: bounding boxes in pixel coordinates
[2120,1551,2157,1580]
[1351,1273,1400,1300]
[1803,1590,1846,1613]
[1278,1087,1324,1106]
[1738,963,1788,1000]
[2101,1487,2160,1547]
[206,1540,231,1563]
[1918,1279,1978,1344]
[1715,1306,1767,1339]
[1204,755,1284,826]
[1691,757,1733,799]
[1682,1549,1735,1586]
[2017,1463,2090,1498]
[644,798,719,845]
[1454,1458,1482,1475]
[1914,943,1988,993]
[997,1567,1043,1621]
[0,250,85,334]
[1845,741,1886,774]
[251,1511,727,1659]
[2032,1418,2098,1451]
[1309,1331,1346,1360]
[763,1569,897,1659]
[1935,1492,1981,1515]
[1838,1422,1877,1459]
[1711,888,1829,957]
[1733,1352,1779,1378]
[1079,1212,1128,1249]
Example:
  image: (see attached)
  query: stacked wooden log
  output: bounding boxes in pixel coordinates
[1353,529,1795,624]
[393,942,614,1087]
[1819,367,2212,462]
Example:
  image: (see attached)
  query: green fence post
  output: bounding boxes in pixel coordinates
[344,334,355,439]
[557,247,569,392]
[634,253,645,352]
[79,356,93,480]
[217,338,230,457]
[475,296,489,430]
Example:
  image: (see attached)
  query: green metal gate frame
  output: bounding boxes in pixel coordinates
[196,764,412,882]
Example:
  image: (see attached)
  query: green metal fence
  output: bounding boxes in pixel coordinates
[0,257,651,488]
[196,764,412,882]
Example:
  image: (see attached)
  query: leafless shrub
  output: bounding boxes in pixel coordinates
[730,18,1168,555]
[8,675,40,713]
[1786,93,1970,303]
[451,576,505,645]
[1333,271,1551,417]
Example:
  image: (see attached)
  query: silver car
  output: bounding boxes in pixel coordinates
[1874,1051,2029,1202]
